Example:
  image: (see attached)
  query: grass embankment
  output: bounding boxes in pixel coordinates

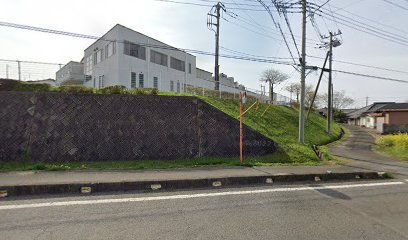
[200,97,342,165]
[376,133,408,161]
[0,94,342,172]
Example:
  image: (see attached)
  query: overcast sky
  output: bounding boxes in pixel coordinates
[0,0,407,107]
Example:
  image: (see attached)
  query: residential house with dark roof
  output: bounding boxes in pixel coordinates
[347,102,394,128]
[368,103,408,133]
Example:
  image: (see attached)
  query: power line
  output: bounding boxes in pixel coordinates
[150,0,270,11]
[321,10,408,44]
[318,12,408,47]
[382,0,408,11]
[331,69,408,84]
[2,20,408,86]
[307,55,408,75]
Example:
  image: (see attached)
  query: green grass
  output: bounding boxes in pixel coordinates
[0,94,342,172]
[376,133,408,161]
[0,154,321,172]
[198,96,342,164]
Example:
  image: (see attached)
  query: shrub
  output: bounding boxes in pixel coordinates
[0,79,20,91]
[58,85,94,93]
[124,88,158,95]
[0,79,51,92]
[98,85,126,94]
[14,82,52,92]
[334,110,348,123]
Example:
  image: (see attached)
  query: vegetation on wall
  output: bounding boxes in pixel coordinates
[0,79,158,95]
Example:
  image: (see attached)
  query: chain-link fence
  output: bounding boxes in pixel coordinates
[0,59,61,82]
[0,58,292,105]
[184,79,292,105]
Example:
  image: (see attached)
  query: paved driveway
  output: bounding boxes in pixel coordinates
[329,125,408,178]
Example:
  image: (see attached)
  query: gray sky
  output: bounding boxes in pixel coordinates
[0,0,407,107]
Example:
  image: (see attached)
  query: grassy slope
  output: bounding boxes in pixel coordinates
[200,96,342,164]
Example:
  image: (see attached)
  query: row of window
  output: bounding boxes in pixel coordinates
[124,40,192,73]
[130,72,179,92]
[85,42,117,76]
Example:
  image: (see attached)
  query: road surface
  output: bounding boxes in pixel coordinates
[330,125,408,178]
[1,181,408,240]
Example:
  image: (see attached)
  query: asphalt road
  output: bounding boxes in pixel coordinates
[330,125,408,178]
[1,180,408,240]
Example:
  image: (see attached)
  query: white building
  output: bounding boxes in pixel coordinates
[83,24,199,92]
[56,61,85,86]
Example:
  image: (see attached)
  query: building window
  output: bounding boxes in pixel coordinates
[153,77,158,89]
[177,81,180,93]
[131,72,137,88]
[105,41,116,58]
[170,81,174,92]
[98,75,104,88]
[85,55,93,75]
[150,50,168,66]
[170,57,185,72]
[93,50,103,65]
[124,40,146,60]
[188,63,192,74]
[139,73,144,88]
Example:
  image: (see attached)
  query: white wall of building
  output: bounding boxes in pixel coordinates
[360,116,376,128]
[84,24,197,93]
[56,61,85,86]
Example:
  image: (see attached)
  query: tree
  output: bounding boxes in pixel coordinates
[285,83,316,107]
[260,69,289,104]
[318,90,354,110]
[285,83,301,103]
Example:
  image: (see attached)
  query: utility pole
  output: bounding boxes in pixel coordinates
[323,30,342,134]
[17,60,21,81]
[299,0,307,144]
[215,2,221,91]
[366,96,369,106]
[6,64,9,79]
[327,32,333,134]
[207,2,225,91]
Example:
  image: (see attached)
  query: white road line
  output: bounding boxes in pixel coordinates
[0,182,404,211]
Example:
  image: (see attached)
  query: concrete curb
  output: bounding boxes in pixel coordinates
[0,171,389,198]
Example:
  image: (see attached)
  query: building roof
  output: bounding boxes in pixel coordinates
[347,102,395,119]
[341,109,358,114]
[196,68,212,74]
[84,24,195,57]
[377,103,408,111]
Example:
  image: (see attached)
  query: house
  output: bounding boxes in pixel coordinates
[347,102,394,128]
[368,103,408,133]
[56,61,85,86]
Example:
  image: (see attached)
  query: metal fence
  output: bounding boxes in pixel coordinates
[0,58,292,105]
[0,59,61,81]
[184,78,292,105]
